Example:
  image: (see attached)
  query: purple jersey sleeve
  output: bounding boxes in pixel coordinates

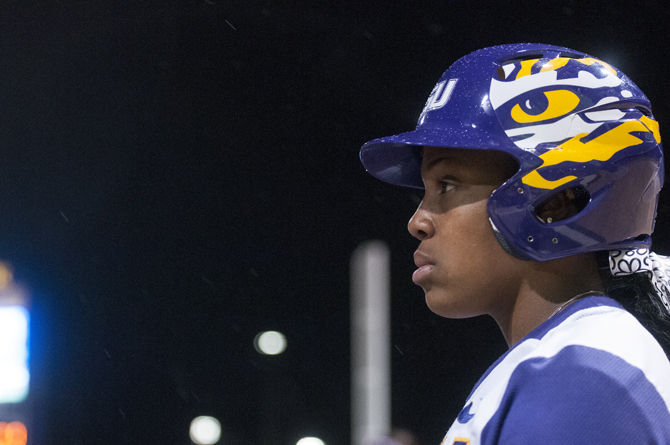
[481,345,670,444]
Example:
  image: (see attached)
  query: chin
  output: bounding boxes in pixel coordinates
[424,289,480,319]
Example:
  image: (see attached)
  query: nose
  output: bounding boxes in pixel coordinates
[408,202,434,240]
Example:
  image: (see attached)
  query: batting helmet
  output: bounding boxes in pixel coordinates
[360,43,663,261]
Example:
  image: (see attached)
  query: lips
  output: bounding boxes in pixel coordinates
[412,251,435,284]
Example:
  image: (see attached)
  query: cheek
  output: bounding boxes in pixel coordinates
[440,202,495,255]
[447,211,514,280]
[426,203,517,315]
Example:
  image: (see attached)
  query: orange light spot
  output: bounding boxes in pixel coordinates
[0,421,27,445]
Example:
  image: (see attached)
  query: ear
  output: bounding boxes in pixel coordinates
[535,187,589,223]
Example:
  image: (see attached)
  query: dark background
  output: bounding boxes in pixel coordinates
[1,1,669,444]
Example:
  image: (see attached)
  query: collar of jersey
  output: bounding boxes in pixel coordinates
[466,294,620,398]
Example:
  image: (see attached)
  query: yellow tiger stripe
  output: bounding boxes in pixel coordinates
[522,119,652,189]
[577,57,618,76]
[640,115,661,143]
[539,57,571,73]
[516,59,540,79]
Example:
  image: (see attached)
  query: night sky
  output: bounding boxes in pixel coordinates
[1,1,670,444]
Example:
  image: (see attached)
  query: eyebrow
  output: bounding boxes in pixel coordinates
[422,154,471,173]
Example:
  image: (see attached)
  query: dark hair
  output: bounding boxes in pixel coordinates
[598,252,670,358]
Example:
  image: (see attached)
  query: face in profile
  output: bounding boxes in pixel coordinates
[407,146,523,318]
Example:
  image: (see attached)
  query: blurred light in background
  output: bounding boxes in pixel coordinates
[189,416,221,445]
[0,264,12,290]
[0,262,30,445]
[0,306,29,404]
[254,330,286,355]
[296,437,325,445]
[0,421,27,445]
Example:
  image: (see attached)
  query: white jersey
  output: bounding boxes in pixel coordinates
[440,296,670,444]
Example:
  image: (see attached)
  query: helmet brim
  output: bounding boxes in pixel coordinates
[360,124,509,189]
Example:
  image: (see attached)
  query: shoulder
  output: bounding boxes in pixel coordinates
[533,298,670,401]
[482,346,670,443]
[482,299,670,443]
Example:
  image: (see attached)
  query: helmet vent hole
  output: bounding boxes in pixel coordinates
[535,186,590,223]
[501,53,545,64]
[558,51,584,59]
[635,106,652,117]
[587,102,652,117]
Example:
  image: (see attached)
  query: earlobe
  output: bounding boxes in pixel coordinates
[535,186,590,223]
[535,190,572,223]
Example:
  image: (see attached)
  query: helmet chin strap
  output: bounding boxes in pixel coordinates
[609,248,670,314]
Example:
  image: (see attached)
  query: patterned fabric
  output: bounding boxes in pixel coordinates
[609,248,670,312]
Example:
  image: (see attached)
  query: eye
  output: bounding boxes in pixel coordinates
[439,181,455,194]
[510,89,580,123]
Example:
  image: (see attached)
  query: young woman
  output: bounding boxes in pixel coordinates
[359,43,670,443]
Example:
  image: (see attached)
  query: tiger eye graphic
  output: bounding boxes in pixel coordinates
[511,90,580,123]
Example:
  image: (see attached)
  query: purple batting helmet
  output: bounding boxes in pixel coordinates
[360,43,663,261]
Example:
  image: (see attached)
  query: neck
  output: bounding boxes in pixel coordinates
[491,253,604,347]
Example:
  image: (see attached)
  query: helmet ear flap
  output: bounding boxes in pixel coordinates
[534,186,590,224]
[490,217,527,259]
[490,185,592,261]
